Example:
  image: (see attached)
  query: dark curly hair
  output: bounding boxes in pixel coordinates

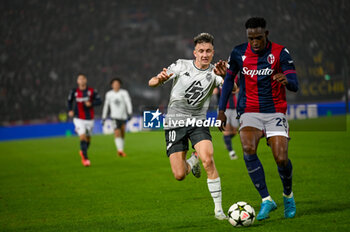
[245,17,267,29]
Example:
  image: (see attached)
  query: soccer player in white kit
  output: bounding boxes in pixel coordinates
[102,78,132,157]
[148,33,236,220]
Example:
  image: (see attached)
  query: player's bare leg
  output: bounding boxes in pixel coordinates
[169,151,190,181]
[268,136,296,218]
[240,127,276,220]
[194,140,226,220]
[194,140,218,179]
[268,136,289,167]
[79,134,90,167]
[223,123,238,160]
[115,125,126,157]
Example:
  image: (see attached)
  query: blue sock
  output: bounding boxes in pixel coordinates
[278,159,293,195]
[223,135,233,152]
[87,141,90,149]
[80,141,88,159]
[244,154,269,198]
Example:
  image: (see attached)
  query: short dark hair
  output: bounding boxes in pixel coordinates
[110,78,122,86]
[194,32,214,46]
[77,73,87,78]
[245,17,267,29]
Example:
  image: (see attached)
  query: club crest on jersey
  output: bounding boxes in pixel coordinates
[267,54,275,64]
[114,99,121,106]
[206,73,212,81]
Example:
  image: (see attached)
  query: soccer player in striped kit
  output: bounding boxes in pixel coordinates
[67,73,102,167]
[218,17,298,220]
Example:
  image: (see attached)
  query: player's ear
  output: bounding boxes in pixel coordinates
[265,30,269,37]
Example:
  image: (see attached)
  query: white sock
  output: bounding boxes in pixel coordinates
[283,192,293,198]
[207,177,223,212]
[115,138,124,151]
[186,154,198,170]
[262,195,273,202]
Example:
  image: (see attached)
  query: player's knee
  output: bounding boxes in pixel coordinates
[242,144,257,154]
[173,171,186,181]
[275,155,288,167]
[201,157,214,169]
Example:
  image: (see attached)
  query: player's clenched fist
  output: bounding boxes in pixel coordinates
[68,110,74,117]
[217,110,227,131]
[149,68,173,87]
[157,68,173,83]
[273,73,288,85]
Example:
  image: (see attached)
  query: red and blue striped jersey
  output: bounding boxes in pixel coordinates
[67,87,102,120]
[219,41,298,115]
[216,85,237,110]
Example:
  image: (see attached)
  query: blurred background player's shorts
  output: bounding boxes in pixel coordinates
[225,109,239,128]
[73,118,94,136]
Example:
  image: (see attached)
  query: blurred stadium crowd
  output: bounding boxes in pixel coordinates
[0,0,348,124]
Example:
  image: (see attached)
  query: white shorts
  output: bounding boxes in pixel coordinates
[225,109,239,128]
[239,113,289,138]
[73,118,94,136]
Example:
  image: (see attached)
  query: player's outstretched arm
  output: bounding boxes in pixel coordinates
[148,68,173,87]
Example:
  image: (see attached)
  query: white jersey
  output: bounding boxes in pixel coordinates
[164,59,223,126]
[102,89,132,120]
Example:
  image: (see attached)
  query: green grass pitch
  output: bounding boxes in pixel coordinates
[1,116,350,231]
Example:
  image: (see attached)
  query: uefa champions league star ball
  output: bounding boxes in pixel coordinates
[227,201,255,227]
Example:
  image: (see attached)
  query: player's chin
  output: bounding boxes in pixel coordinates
[201,60,210,65]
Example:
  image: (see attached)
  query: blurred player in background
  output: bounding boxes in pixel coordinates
[149,33,236,220]
[213,78,239,160]
[102,78,132,157]
[67,73,102,167]
[218,17,298,220]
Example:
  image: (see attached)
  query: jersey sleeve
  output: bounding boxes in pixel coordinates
[92,89,102,106]
[102,92,110,119]
[123,90,133,116]
[214,74,223,87]
[280,47,299,92]
[67,88,75,111]
[219,48,240,111]
[227,48,240,77]
[164,59,183,84]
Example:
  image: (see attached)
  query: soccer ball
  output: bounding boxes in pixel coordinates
[227,201,255,227]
